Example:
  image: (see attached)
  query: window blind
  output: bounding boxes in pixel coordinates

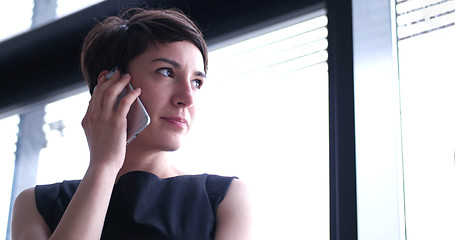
[396,0,455,40]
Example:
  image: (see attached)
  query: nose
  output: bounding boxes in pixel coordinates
[172,78,194,108]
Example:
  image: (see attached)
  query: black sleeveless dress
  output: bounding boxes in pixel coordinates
[35,171,236,239]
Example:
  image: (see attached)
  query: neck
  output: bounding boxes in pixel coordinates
[116,144,182,181]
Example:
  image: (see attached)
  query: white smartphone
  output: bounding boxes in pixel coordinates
[106,68,150,144]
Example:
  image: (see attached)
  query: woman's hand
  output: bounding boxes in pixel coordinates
[82,69,141,171]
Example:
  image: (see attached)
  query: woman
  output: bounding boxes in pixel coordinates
[12,8,252,240]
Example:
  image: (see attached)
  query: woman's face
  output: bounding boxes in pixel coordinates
[126,41,205,151]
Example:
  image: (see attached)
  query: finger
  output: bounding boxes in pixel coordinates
[102,73,132,115]
[82,98,93,130]
[84,88,100,124]
[115,87,142,118]
[91,69,121,112]
[95,70,119,95]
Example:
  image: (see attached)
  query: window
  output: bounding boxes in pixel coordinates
[0,0,104,42]
[171,10,329,238]
[37,90,90,184]
[396,0,455,239]
[34,8,330,239]
[1,4,329,239]
[0,115,19,239]
[354,0,455,239]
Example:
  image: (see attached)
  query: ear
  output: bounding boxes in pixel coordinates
[97,69,111,84]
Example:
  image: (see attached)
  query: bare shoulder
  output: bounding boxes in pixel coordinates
[12,187,51,240]
[214,179,253,240]
[222,179,251,208]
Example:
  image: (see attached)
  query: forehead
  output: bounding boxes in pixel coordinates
[139,41,205,73]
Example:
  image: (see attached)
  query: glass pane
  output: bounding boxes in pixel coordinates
[0,115,19,239]
[0,1,33,42]
[35,9,329,239]
[37,91,91,184]
[397,0,455,239]
[56,0,105,18]
[170,12,330,239]
[0,0,104,42]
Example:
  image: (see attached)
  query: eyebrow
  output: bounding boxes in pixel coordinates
[152,58,206,78]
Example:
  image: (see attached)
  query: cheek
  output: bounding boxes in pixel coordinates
[189,106,197,122]
[140,88,168,113]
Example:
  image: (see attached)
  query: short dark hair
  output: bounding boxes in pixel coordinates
[80,8,208,94]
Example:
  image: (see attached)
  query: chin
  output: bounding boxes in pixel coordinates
[158,141,181,152]
[163,147,179,152]
[133,130,186,150]
[157,140,184,152]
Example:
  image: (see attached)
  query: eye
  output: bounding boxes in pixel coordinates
[191,79,203,90]
[157,68,173,77]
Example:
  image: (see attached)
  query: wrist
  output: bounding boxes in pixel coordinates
[86,161,121,183]
[88,152,124,171]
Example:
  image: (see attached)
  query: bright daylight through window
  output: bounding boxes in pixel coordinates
[396,0,455,239]
[0,1,329,239]
[38,9,330,239]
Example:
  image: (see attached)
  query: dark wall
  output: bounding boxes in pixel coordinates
[0,0,320,116]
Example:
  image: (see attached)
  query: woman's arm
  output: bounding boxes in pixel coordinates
[11,70,140,240]
[12,187,51,240]
[214,179,253,240]
[47,165,119,240]
[12,166,119,240]
[11,166,118,240]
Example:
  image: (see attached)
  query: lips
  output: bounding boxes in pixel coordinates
[161,117,189,129]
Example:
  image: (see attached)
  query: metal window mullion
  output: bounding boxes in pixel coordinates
[326,0,358,240]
